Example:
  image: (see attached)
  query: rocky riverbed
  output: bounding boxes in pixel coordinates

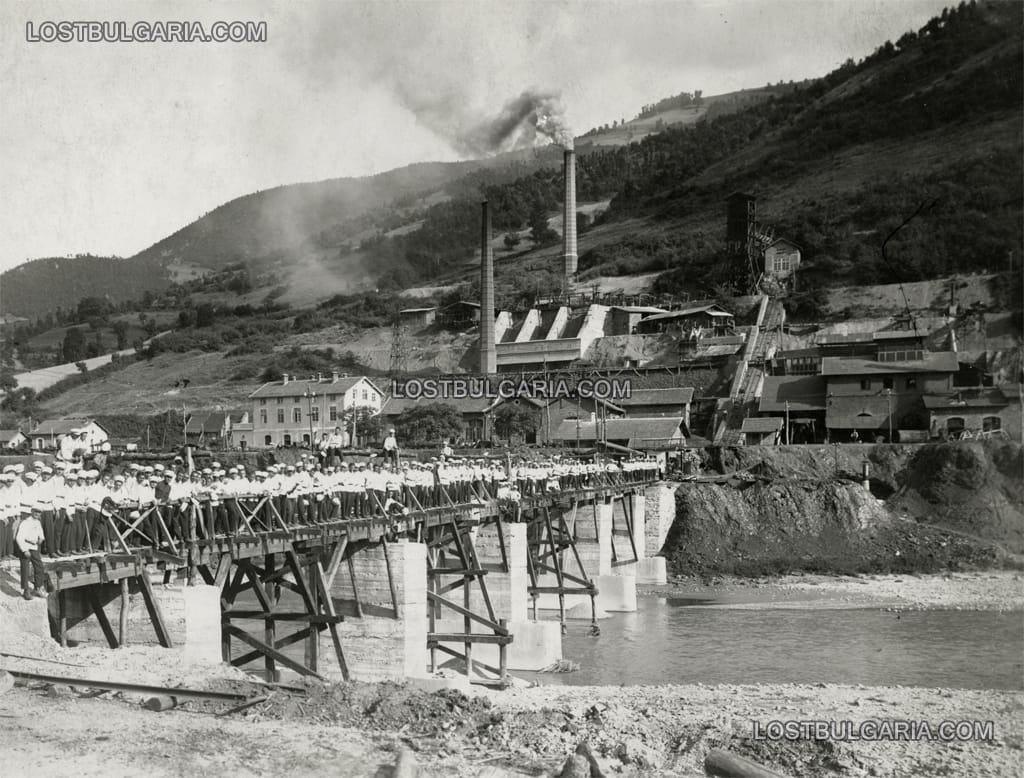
[2,675,1021,777]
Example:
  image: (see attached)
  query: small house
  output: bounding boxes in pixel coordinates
[398,307,437,328]
[740,416,784,445]
[0,429,27,450]
[763,238,801,279]
[26,418,109,452]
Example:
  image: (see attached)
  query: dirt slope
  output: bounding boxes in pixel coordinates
[666,441,1021,576]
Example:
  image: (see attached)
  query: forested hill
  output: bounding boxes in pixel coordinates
[351,0,1023,295]
[0,255,169,320]
[3,1,1021,320]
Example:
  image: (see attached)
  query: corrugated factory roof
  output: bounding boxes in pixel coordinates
[759,376,828,412]
[821,351,959,376]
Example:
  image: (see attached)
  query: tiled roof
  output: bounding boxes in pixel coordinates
[551,416,684,442]
[759,376,828,413]
[380,395,491,416]
[0,429,24,442]
[741,417,783,433]
[821,351,959,376]
[28,418,105,436]
[248,376,381,399]
[618,387,695,406]
[922,390,1009,410]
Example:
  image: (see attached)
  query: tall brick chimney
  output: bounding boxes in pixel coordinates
[479,201,497,375]
[562,149,578,291]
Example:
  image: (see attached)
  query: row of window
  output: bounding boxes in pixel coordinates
[860,377,917,391]
[878,349,923,362]
[258,406,349,424]
[946,417,1001,432]
[258,390,372,406]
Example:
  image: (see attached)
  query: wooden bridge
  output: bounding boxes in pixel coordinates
[19,477,658,683]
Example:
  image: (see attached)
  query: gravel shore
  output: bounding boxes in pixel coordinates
[643,570,1024,611]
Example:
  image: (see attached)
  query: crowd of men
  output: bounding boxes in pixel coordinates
[0,453,662,598]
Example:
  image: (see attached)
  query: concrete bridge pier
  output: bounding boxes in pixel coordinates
[640,483,675,584]
[40,577,221,664]
[323,539,427,681]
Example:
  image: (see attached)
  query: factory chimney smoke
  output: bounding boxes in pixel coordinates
[479,201,497,375]
[562,149,577,291]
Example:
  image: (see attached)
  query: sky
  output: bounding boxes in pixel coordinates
[0,0,953,274]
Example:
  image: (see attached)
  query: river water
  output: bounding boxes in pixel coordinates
[533,595,1024,690]
[233,590,1023,691]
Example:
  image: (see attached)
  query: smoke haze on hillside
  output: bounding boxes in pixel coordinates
[398,87,574,155]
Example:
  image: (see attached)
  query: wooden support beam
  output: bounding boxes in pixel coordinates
[137,574,173,648]
[380,539,400,619]
[119,578,130,647]
[86,586,119,649]
[426,592,509,635]
[223,624,325,680]
[314,559,349,682]
[232,624,323,667]
[305,556,319,673]
[223,611,344,622]
[427,633,512,645]
[264,554,276,679]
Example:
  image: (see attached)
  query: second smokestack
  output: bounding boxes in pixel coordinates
[479,201,497,375]
[562,148,578,291]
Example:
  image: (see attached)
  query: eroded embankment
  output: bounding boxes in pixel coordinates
[663,441,1021,576]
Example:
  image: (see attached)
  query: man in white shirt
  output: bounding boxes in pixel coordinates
[382,429,399,466]
[16,503,47,599]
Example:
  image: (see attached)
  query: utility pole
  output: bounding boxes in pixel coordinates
[303,386,317,452]
[886,389,893,442]
[785,400,790,445]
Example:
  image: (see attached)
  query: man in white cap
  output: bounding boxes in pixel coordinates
[0,473,18,558]
[16,503,47,599]
[382,428,399,467]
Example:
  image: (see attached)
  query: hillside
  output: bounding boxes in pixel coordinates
[0,255,170,320]
[2,2,1021,362]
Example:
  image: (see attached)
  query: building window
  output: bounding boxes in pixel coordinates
[293,408,301,423]
[283,434,292,446]
[276,397,283,405]
[259,409,267,424]
[311,406,320,422]
[905,377,917,390]
[879,349,923,363]
[277,409,284,424]
[329,406,338,421]
[883,377,893,389]
[860,379,872,391]
[982,416,1001,432]
[362,389,368,401]
[260,398,266,406]
[264,435,272,446]
[946,417,965,436]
